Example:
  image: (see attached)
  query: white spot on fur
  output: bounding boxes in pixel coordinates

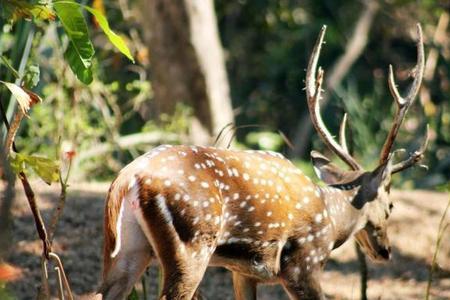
[156,194,173,224]
[201,181,209,188]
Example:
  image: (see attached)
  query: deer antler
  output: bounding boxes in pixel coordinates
[339,113,349,154]
[391,125,429,174]
[379,23,425,165]
[305,26,362,171]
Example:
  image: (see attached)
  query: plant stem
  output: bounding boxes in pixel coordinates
[49,158,73,243]
[425,193,450,300]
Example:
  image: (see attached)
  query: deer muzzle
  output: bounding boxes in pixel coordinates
[354,229,391,262]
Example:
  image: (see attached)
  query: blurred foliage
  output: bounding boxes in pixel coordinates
[246,131,284,151]
[142,102,193,136]
[216,0,450,188]
[0,282,14,300]
[0,0,448,189]
[0,0,154,180]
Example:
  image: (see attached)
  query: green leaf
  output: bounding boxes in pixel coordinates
[64,42,93,84]
[26,155,60,185]
[54,1,95,84]
[23,65,40,88]
[83,6,134,62]
[9,153,60,185]
[27,3,56,21]
[9,153,26,175]
[1,0,56,23]
[53,1,134,62]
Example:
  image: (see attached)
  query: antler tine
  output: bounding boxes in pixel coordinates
[306,25,327,97]
[339,113,349,154]
[306,26,362,171]
[380,23,425,163]
[391,124,429,174]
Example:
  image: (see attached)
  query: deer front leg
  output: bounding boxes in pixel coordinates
[281,268,325,300]
[191,288,204,300]
[157,248,212,300]
[232,272,257,300]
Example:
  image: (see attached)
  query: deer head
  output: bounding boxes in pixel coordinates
[305,24,428,262]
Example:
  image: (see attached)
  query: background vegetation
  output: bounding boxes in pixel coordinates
[0,0,448,188]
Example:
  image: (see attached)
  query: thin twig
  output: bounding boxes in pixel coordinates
[38,256,50,300]
[49,252,74,300]
[5,110,23,155]
[18,172,51,258]
[55,266,64,300]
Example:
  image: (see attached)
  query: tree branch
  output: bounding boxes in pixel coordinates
[291,0,379,157]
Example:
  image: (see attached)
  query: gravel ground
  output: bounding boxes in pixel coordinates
[3,182,450,299]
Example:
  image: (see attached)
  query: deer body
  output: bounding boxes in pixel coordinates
[99,145,372,299]
[97,24,428,300]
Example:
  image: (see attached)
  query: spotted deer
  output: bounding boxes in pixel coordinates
[95,24,428,300]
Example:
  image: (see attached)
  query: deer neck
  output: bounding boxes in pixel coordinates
[319,186,365,248]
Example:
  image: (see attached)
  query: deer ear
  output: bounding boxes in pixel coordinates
[368,158,393,194]
[311,151,348,185]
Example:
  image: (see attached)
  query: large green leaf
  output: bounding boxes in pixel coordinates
[54,1,134,62]
[64,41,93,84]
[84,6,134,62]
[54,1,95,84]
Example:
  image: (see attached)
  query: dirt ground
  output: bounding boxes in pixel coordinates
[3,182,450,299]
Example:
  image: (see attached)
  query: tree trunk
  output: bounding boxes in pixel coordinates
[138,0,234,145]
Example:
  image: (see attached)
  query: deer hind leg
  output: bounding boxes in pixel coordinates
[138,194,216,300]
[232,272,257,300]
[152,224,212,300]
[99,198,154,300]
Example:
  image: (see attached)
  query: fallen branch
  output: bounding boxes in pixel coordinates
[76,131,182,163]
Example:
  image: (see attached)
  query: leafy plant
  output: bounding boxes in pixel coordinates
[1,0,134,83]
[0,1,136,298]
